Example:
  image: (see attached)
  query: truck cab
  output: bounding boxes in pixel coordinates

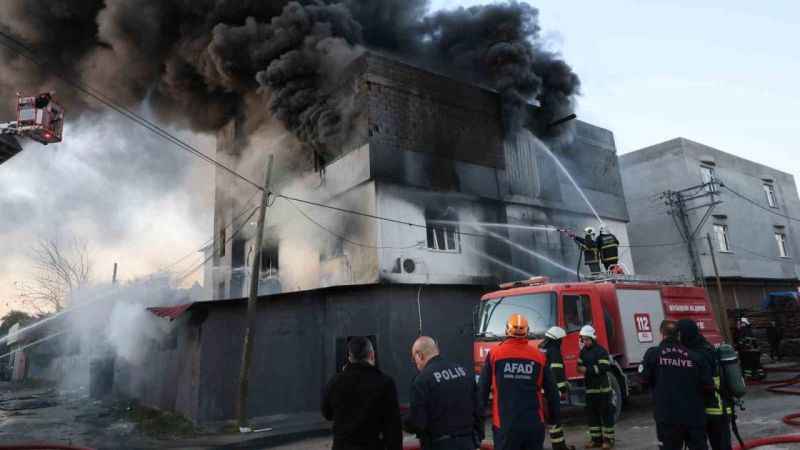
[474,276,723,419]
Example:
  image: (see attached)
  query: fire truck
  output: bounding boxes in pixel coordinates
[0,92,64,165]
[473,275,724,419]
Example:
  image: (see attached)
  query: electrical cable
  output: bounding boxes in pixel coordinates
[282,196,424,250]
[722,185,800,223]
[0,30,263,191]
[174,205,260,283]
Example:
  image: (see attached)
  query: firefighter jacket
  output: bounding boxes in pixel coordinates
[322,362,403,450]
[479,338,561,430]
[595,232,619,266]
[641,337,713,427]
[574,235,599,264]
[540,338,568,395]
[403,356,483,447]
[678,319,732,416]
[578,343,612,394]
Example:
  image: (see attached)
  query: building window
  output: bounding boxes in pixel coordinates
[425,209,460,252]
[775,232,789,258]
[563,294,593,333]
[701,166,717,192]
[764,184,777,208]
[713,224,730,252]
[218,228,226,257]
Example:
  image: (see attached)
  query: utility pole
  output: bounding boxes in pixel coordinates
[660,179,722,284]
[112,262,118,285]
[236,155,274,430]
[706,233,733,343]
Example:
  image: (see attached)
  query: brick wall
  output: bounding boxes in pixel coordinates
[361,53,505,169]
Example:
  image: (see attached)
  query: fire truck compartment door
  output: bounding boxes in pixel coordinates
[616,289,664,365]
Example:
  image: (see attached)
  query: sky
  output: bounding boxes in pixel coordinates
[1,1,798,316]
[434,0,800,178]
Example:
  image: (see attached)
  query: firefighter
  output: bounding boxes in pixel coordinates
[766,320,783,361]
[574,227,601,274]
[594,226,619,272]
[404,336,483,450]
[539,326,576,450]
[641,320,713,450]
[479,314,561,450]
[577,325,615,449]
[677,319,732,450]
[735,318,765,380]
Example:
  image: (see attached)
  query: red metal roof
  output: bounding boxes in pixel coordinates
[147,303,193,321]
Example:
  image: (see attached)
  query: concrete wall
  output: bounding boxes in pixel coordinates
[192,284,483,423]
[621,138,800,304]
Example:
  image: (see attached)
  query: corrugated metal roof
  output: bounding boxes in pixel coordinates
[147,303,193,321]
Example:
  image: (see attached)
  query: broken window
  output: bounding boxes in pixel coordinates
[260,244,279,278]
[764,183,777,208]
[425,208,460,252]
[701,165,717,192]
[714,224,730,252]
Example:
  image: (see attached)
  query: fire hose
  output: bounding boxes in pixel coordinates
[732,365,800,450]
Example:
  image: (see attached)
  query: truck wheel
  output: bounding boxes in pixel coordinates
[608,373,623,422]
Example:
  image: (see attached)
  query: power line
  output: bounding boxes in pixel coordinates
[282,197,423,250]
[721,184,800,223]
[0,30,263,191]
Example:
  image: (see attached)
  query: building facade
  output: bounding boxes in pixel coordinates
[621,138,800,310]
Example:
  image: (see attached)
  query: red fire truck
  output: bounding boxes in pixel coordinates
[473,276,724,419]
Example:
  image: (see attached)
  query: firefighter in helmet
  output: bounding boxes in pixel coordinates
[479,314,561,450]
[540,326,576,450]
[578,325,615,449]
[595,226,620,272]
[574,227,601,275]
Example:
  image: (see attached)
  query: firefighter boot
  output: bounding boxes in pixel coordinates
[602,438,615,449]
[584,440,602,449]
[553,442,576,450]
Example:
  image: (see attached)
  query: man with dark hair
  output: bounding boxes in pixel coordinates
[641,320,713,450]
[404,336,483,450]
[322,337,403,450]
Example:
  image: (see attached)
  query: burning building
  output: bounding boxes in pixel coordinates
[167,52,635,422]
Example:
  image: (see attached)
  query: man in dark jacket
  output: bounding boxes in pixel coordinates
[578,325,615,449]
[677,319,732,450]
[641,320,714,450]
[479,314,561,450]
[404,336,482,450]
[540,326,575,450]
[322,336,403,450]
[595,227,620,272]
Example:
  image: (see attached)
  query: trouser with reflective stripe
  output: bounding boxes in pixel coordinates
[549,425,565,444]
[706,413,732,450]
[586,392,614,444]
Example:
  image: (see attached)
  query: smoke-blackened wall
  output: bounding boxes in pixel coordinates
[0,0,580,151]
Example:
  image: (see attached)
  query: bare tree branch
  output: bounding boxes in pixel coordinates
[17,235,93,312]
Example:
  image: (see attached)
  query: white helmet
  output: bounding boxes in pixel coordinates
[740,318,751,326]
[584,227,595,235]
[579,325,597,340]
[545,326,567,340]
[599,224,608,233]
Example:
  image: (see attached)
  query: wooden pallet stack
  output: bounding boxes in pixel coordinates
[726,309,800,356]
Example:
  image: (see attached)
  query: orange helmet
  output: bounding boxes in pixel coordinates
[506,314,529,338]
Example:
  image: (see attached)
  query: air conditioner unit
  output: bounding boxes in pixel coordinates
[393,257,417,274]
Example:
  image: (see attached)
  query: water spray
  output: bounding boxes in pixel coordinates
[476,227,577,275]
[0,330,68,360]
[462,243,535,279]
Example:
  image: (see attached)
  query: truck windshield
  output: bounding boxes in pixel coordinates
[477,292,557,340]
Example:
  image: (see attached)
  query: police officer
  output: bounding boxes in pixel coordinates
[578,325,615,449]
[594,226,619,272]
[677,319,732,450]
[404,336,483,450]
[479,314,561,450]
[573,228,602,275]
[540,327,576,450]
[641,320,714,450]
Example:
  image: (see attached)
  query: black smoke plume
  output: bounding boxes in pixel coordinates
[0,0,580,146]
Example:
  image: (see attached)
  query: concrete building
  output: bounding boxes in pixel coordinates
[621,138,800,310]
[174,51,634,423]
